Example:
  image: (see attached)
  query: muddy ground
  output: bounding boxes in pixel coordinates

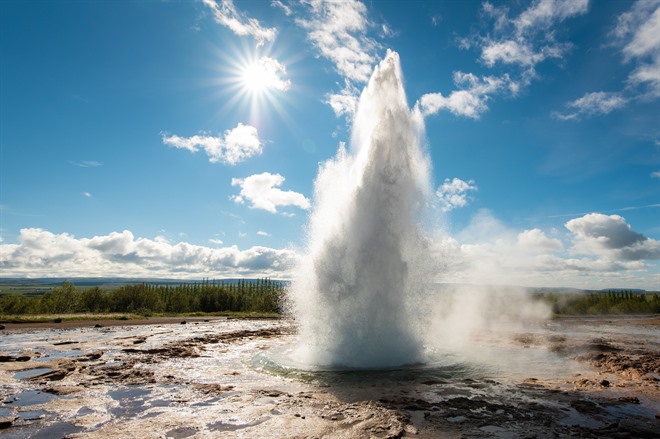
[0,315,658,438]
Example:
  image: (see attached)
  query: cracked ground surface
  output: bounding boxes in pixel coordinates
[0,315,658,438]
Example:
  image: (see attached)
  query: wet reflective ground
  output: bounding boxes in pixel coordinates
[0,316,658,438]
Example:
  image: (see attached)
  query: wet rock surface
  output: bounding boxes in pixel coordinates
[0,316,657,438]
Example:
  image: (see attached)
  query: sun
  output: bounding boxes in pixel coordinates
[240,57,291,96]
[241,62,271,94]
[209,46,296,125]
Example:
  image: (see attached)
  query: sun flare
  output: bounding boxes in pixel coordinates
[240,57,291,96]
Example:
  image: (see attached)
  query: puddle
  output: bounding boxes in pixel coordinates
[13,368,53,380]
[165,426,198,438]
[18,409,47,421]
[35,349,83,361]
[28,422,82,439]
[108,386,153,419]
[208,417,269,432]
[7,390,56,407]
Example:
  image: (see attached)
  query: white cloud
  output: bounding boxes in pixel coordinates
[296,0,379,84]
[162,123,262,165]
[553,91,628,120]
[565,213,660,260]
[202,0,276,47]
[478,0,588,71]
[556,1,660,120]
[325,80,360,118]
[209,238,224,245]
[0,228,297,278]
[231,172,311,213]
[436,209,658,289]
[614,0,660,98]
[652,170,660,178]
[83,192,92,198]
[436,178,478,211]
[424,0,586,120]
[416,72,517,118]
[514,0,590,33]
[257,230,271,237]
[271,0,292,16]
[246,57,291,92]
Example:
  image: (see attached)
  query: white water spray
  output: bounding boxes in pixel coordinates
[289,50,434,368]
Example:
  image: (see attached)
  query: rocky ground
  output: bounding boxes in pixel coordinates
[0,315,658,438]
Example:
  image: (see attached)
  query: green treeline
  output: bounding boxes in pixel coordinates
[540,290,660,315]
[0,279,285,316]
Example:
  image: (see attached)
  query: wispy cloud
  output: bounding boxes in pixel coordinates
[420,0,587,119]
[614,0,660,99]
[271,0,292,16]
[83,192,92,198]
[0,228,297,278]
[416,72,518,119]
[70,160,102,168]
[257,230,271,237]
[436,177,478,211]
[293,0,381,118]
[297,0,378,83]
[652,170,660,178]
[477,0,588,71]
[552,91,628,120]
[162,123,263,165]
[231,172,310,214]
[202,0,276,47]
[555,0,660,121]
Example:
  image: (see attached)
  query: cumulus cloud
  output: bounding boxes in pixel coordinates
[231,172,311,213]
[202,0,276,47]
[437,210,658,289]
[0,228,297,278]
[553,91,628,120]
[436,177,478,211]
[566,213,660,260]
[162,123,262,165]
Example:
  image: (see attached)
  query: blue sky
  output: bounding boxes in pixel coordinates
[1,0,658,289]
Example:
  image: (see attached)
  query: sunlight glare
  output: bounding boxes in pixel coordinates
[240,57,291,96]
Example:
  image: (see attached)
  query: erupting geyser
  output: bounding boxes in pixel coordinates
[289,50,434,368]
